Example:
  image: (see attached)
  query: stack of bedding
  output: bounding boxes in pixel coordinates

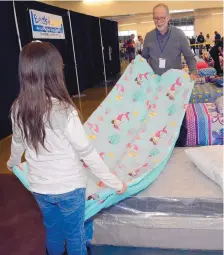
[195,59,223,88]
[198,67,217,77]
[185,96,223,147]
[189,83,223,103]
[195,67,216,85]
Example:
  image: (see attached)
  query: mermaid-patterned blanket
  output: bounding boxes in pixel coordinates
[13,55,194,221]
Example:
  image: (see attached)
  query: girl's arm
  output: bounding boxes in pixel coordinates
[64,110,124,192]
[7,118,25,171]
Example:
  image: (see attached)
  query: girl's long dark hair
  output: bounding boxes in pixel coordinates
[12,42,76,153]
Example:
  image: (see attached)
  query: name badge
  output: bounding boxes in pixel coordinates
[159,58,166,69]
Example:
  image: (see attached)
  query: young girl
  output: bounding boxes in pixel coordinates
[7,42,127,255]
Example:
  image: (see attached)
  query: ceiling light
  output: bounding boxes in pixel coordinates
[141,21,153,24]
[170,9,194,14]
[83,0,112,3]
[136,15,152,19]
[212,12,223,15]
[119,23,137,26]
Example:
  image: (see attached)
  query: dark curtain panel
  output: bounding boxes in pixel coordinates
[100,19,120,79]
[15,1,78,96]
[70,12,104,92]
[0,2,20,139]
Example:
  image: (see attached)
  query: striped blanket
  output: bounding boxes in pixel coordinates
[186,103,224,146]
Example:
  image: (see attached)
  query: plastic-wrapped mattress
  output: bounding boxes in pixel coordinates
[91,148,223,250]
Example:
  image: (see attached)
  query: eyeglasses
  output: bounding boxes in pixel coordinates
[153,16,167,22]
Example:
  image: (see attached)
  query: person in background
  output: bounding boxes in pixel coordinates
[210,37,223,76]
[124,40,129,60]
[119,40,125,60]
[7,42,127,255]
[142,3,197,147]
[119,40,123,50]
[214,31,221,45]
[195,34,198,52]
[135,35,144,55]
[126,34,136,63]
[197,32,205,55]
[190,36,196,55]
[187,36,191,46]
[205,34,212,52]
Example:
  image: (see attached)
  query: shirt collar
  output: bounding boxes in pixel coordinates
[157,25,171,36]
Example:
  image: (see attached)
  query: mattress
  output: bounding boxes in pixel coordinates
[91,148,223,250]
[189,83,223,103]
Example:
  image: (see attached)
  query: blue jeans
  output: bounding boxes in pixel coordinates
[33,188,87,255]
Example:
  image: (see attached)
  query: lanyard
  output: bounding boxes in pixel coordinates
[156,29,171,57]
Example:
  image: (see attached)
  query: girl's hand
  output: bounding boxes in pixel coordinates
[7,161,13,171]
[7,166,13,172]
[7,163,23,172]
[17,163,23,171]
[117,183,128,194]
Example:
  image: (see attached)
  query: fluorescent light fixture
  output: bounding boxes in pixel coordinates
[119,23,136,26]
[83,0,112,3]
[136,15,152,19]
[170,9,194,14]
[212,12,223,15]
[141,21,153,24]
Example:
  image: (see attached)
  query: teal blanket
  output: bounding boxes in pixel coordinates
[13,56,194,221]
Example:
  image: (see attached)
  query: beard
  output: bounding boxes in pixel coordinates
[156,24,168,33]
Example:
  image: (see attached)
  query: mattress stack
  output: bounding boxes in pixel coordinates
[92,148,223,250]
[90,61,223,251]
[91,57,223,249]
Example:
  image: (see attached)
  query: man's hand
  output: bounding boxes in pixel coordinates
[190,73,198,81]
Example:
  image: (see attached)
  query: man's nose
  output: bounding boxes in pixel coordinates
[157,19,163,25]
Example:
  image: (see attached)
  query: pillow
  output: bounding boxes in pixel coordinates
[196,61,208,70]
[206,76,216,83]
[215,78,223,88]
[198,68,217,77]
[215,96,224,114]
[185,146,223,190]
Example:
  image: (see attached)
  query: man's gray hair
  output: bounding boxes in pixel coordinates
[153,3,170,15]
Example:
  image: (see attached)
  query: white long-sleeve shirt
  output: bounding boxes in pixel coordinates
[7,98,123,194]
[135,40,143,53]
